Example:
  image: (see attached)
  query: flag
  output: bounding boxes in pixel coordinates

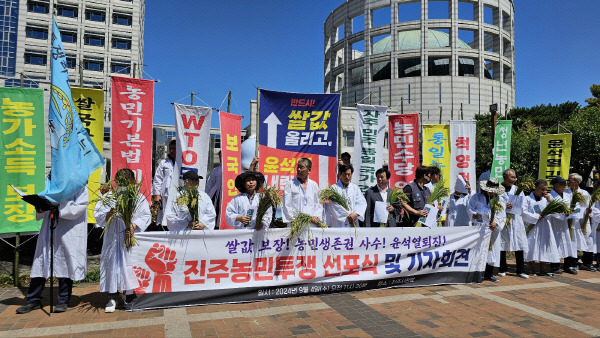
[422,124,451,189]
[490,120,512,183]
[539,133,572,186]
[449,121,476,191]
[352,104,387,192]
[37,19,104,204]
[388,113,419,189]
[219,111,242,230]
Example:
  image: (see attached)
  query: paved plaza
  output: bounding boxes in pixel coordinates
[2,266,600,337]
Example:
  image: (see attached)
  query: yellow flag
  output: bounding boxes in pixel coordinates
[538,133,572,186]
[71,87,104,223]
[422,124,451,189]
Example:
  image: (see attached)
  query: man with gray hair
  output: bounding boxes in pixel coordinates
[498,169,529,279]
[567,173,595,271]
[282,158,323,226]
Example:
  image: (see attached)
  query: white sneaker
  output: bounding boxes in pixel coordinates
[517,273,529,279]
[105,299,116,313]
[497,272,506,277]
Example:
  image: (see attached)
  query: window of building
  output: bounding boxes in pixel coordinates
[26,26,48,40]
[398,2,420,22]
[4,79,39,88]
[57,5,78,18]
[84,34,105,47]
[65,55,76,69]
[428,0,449,20]
[61,30,77,43]
[214,136,221,149]
[483,32,498,53]
[111,61,130,74]
[372,61,391,81]
[335,48,344,67]
[484,60,497,80]
[111,36,132,49]
[372,6,391,28]
[458,1,475,21]
[350,66,364,86]
[27,1,49,14]
[85,9,105,22]
[458,29,475,48]
[503,65,512,84]
[336,23,344,42]
[502,11,511,31]
[24,50,47,65]
[352,14,364,34]
[458,57,476,77]
[398,58,421,78]
[84,58,103,71]
[503,38,511,57]
[371,34,390,55]
[112,13,132,26]
[335,74,344,91]
[483,5,494,25]
[350,40,364,60]
[428,57,450,76]
[84,81,103,88]
[429,28,450,48]
[343,131,354,147]
[104,127,110,142]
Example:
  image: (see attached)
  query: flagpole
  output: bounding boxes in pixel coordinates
[49,207,58,315]
[255,88,260,160]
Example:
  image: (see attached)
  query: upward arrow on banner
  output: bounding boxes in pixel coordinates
[263,112,281,148]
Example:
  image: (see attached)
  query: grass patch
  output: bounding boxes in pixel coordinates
[0,267,101,288]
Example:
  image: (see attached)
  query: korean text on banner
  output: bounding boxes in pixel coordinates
[422,125,451,189]
[0,87,45,234]
[71,87,104,223]
[538,133,572,185]
[38,19,104,204]
[219,111,242,230]
[111,76,154,202]
[127,226,489,310]
[490,120,512,183]
[352,104,387,192]
[388,113,419,189]
[449,121,476,191]
[258,90,340,189]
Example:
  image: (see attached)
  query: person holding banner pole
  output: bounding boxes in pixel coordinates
[549,176,578,275]
[498,169,529,279]
[205,150,222,223]
[364,167,400,227]
[323,164,367,228]
[400,166,432,227]
[166,171,216,231]
[225,171,271,229]
[468,178,506,282]
[152,139,176,227]
[282,158,323,226]
[16,187,89,314]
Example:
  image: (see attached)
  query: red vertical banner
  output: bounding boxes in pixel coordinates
[219,111,242,230]
[111,76,154,202]
[388,113,420,189]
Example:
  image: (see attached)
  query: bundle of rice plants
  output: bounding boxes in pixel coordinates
[381,188,409,227]
[581,186,600,232]
[256,186,282,229]
[175,185,199,222]
[320,187,356,227]
[289,212,327,241]
[515,174,536,196]
[567,190,586,238]
[426,176,450,205]
[526,199,571,236]
[489,195,505,251]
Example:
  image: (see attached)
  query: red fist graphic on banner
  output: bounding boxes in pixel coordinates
[145,243,178,293]
[133,266,151,294]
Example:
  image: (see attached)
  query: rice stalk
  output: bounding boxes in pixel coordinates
[289,212,327,241]
[581,186,600,232]
[380,188,409,227]
[175,185,199,222]
[426,176,450,205]
[320,187,356,227]
[567,190,585,239]
[489,195,504,251]
[256,186,282,229]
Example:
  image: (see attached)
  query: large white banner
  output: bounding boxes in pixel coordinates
[127,227,489,310]
[352,104,387,192]
[449,121,477,192]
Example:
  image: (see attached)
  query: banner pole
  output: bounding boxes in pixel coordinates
[338,93,342,160]
[227,91,231,113]
[255,88,260,158]
[13,233,19,287]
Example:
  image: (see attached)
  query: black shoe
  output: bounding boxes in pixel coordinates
[552,269,563,275]
[581,264,597,272]
[16,302,41,314]
[53,303,68,313]
[484,276,500,283]
[565,267,578,275]
[125,294,136,303]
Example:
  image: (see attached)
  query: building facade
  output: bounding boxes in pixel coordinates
[324,0,515,123]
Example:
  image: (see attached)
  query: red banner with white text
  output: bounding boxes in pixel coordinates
[388,113,420,189]
[219,111,242,229]
[111,76,154,202]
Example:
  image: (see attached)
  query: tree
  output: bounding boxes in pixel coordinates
[585,84,600,107]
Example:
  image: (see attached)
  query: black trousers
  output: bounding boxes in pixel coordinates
[26,277,73,305]
[484,264,494,279]
[582,251,596,265]
[499,251,525,274]
[551,257,576,271]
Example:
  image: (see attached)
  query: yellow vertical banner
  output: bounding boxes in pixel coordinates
[71,87,104,222]
[538,133,572,185]
[422,124,451,189]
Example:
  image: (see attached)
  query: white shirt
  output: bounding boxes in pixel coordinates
[152,157,174,197]
[377,185,388,203]
[446,193,472,227]
[205,165,222,200]
[166,188,216,231]
[323,180,368,228]
[282,177,322,224]
[225,193,273,229]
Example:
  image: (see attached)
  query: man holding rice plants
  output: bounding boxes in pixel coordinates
[549,176,578,275]
[567,173,594,271]
[400,166,432,227]
[282,158,323,226]
[166,170,216,231]
[322,164,367,228]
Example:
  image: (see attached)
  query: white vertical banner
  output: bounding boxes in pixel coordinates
[449,121,476,192]
[352,104,387,193]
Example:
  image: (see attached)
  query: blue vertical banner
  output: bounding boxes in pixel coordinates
[258,89,340,189]
[37,19,104,204]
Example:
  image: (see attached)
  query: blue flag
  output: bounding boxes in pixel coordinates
[38,19,104,204]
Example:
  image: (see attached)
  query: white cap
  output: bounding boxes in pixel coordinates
[455,175,468,194]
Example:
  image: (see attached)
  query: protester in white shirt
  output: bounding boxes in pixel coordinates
[166,170,216,231]
[446,175,472,227]
[549,176,577,275]
[281,158,323,226]
[567,173,593,270]
[151,139,176,226]
[323,164,367,228]
[225,171,272,229]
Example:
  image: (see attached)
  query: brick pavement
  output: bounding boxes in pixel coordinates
[2,266,600,337]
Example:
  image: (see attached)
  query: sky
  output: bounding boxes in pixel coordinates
[144,1,600,128]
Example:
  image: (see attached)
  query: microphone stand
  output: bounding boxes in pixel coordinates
[49,206,59,315]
